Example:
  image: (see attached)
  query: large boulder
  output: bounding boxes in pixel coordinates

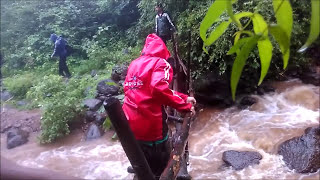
[86,124,102,141]
[278,126,320,173]
[194,72,233,107]
[96,79,120,98]
[222,150,262,170]
[299,67,320,86]
[83,99,102,111]
[7,128,29,149]
[111,63,128,82]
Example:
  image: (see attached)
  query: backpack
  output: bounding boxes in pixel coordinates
[65,44,73,57]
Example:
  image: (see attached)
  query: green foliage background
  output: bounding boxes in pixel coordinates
[0,0,317,143]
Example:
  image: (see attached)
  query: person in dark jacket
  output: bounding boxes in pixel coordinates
[155,3,176,45]
[50,33,71,78]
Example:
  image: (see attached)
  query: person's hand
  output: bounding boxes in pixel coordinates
[187,97,196,105]
[190,106,196,116]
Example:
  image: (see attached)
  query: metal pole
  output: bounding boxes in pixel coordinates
[103,97,155,180]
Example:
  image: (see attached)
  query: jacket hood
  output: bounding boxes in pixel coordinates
[141,34,170,60]
[50,33,58,43]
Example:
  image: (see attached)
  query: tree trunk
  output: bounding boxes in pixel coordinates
[103,97,155,180]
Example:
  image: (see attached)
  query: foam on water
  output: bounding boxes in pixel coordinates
[188,82,319,179]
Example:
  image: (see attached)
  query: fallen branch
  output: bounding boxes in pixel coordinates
[159,113,194,180]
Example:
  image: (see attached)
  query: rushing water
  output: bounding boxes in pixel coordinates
[1,79,319,179]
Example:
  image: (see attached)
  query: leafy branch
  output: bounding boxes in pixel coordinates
[200,0,319,100]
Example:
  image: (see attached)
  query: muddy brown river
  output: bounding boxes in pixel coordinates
[1,79,319,179]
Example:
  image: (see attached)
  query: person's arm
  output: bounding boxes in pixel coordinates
[164,13,176,32]
[51,41,58,58]
[155,15,158,34]
[150,59,192,112]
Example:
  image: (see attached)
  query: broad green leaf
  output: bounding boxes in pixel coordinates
[272,0,293,39]
[200,0,228,42]
[252,13,273,85]
[231,36,259,100]
[257,38,273,85]
[298,0,320,52]
[205,21,231,46]
[252,13,268,36]
[272,0,292,68]
[269,25,290,69]
[204,12,253,46]
[227,37,251,55]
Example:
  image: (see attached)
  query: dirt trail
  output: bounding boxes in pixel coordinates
[0,104,41,133]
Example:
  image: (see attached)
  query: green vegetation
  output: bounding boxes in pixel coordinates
[200,0,319,100]
[1,0,318,143]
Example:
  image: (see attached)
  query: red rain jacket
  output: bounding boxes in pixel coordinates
[122,34,192,141]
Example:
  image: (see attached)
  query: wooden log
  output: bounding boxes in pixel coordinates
[168,115,183,123]
[159,113,194,180]
[103,97,155,180]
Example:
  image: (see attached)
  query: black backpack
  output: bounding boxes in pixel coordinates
[65,44,73,57]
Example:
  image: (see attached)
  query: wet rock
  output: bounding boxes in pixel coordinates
[83,99,102,111]
[96,79,120,97]
[122,48,130,55]
[299,67,320,86]
[278,126,320,173]
[194,72,233,107]
[111,64,128,82]
[257,84,275,95]
[239,96,257,108]
[222,150,262,170]
[85,111,96,122]
[91,70,97,77]
[86,124,102,141]
[17,100,28,106]
[85,111,107,125]
[84,86,92,97]
[95,113,107,125]
[1,90,12,101]
[7,128,29,149]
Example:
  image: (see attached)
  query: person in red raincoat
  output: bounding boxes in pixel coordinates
[122,33,196,178]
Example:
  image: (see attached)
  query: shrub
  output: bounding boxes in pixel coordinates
[27,74,106,143]
[3,73,36,99]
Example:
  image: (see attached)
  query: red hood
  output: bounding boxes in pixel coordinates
[141,34,171,60]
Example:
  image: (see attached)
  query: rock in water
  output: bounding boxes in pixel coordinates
[239,96,257,108]
[86,124,101,141]
[7,128,29,149]
[278,126,320,173]
[222,150,262,170]
[83,99,102,111]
